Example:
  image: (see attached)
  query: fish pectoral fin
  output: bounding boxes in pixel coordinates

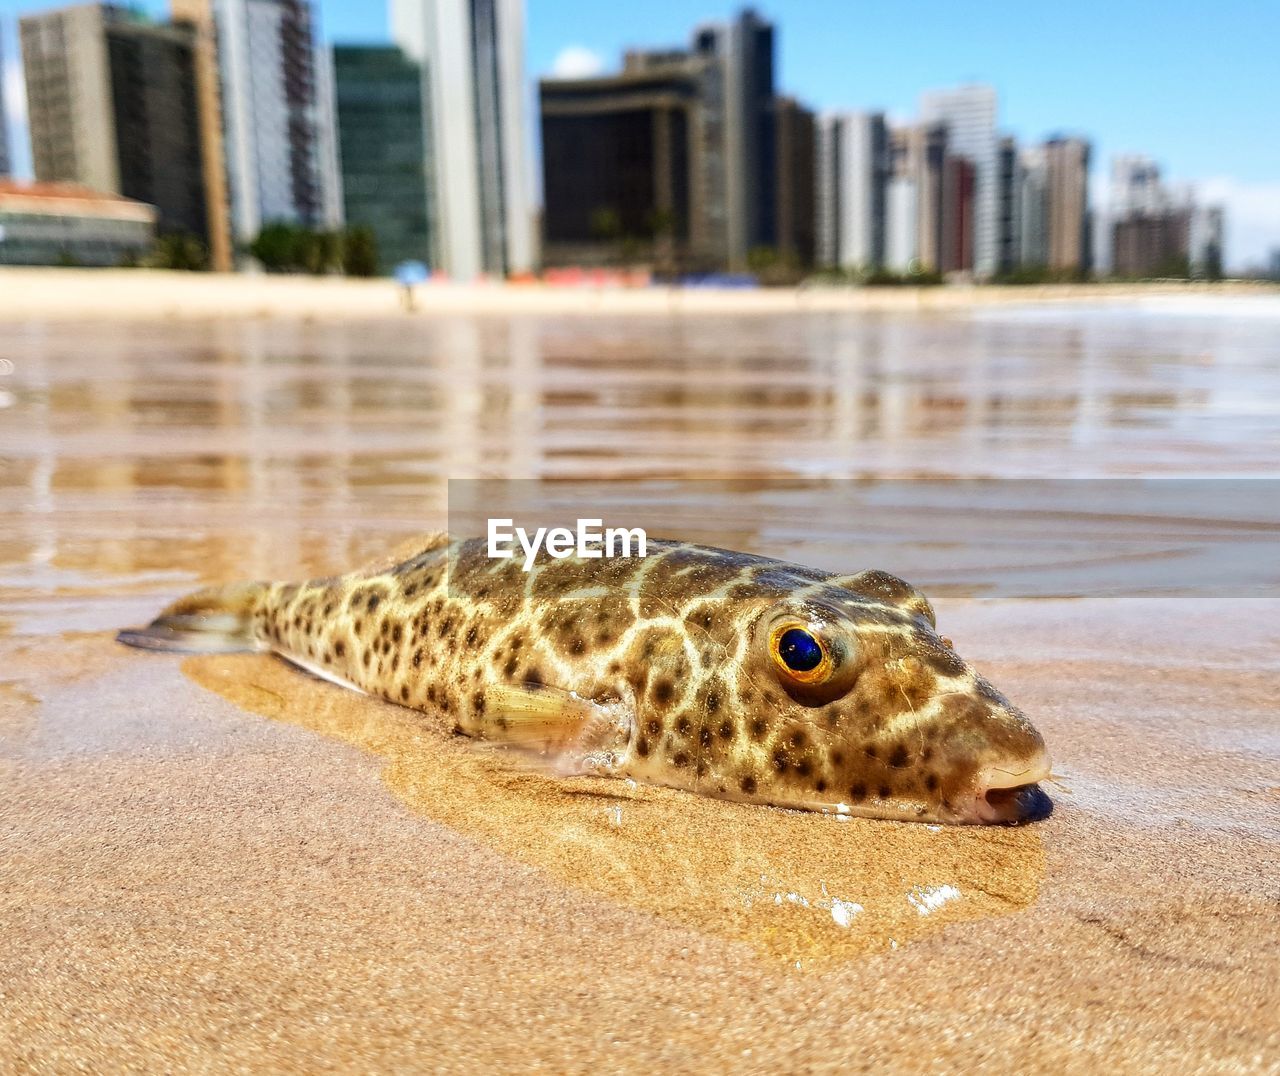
[483,683,632,777]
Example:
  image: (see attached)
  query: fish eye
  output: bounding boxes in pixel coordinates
[770,624,832,685]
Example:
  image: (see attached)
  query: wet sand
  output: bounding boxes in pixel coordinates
[2,300,1278,1071]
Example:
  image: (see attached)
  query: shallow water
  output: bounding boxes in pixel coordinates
[2,297,1278,1069]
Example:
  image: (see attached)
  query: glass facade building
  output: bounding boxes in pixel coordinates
[332,45,429,274]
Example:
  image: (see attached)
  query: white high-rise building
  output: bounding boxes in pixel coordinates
[816,111,888,272]
[391,0,534,279]
[884,176,917,273]
[921,84,997,277]
[211,0,342,247]
[1018,145,1049,267]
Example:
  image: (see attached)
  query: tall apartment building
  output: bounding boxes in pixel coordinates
[816,110,888,272]
[1018,145,1048,266]
[1044,136,1090,271]
[0,24,11,177]
[391,0,534,279]
[883,122,947,274]
[540,54,700,269]
[996,136,1020,274]
[20,3,208,241]
[690,8,775,270]
[331,45,429,273]
[1188,205,1223,278]
[941,154,975,272]
[773,96,814,268]
[920,84,997,277]
[538,8,780,275]
[204,0,341,250]
[170,0,231,269]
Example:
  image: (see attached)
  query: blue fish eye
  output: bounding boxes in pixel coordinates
[778,628,823,672]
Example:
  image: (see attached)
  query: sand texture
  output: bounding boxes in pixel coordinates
[1,299,1278,1072]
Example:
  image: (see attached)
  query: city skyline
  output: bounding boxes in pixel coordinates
[0,0,1276,268]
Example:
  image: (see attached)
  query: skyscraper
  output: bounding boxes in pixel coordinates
[20,3,208,241]
[996,136,1020,274]
[0,24,11,177]
[690,8,775,270]
[391,0,534,279]
[171,0,232,269]
[332,45,429,273]
[1044,136,1090,272]
[1018,146,1048,267]
[920,84,997,277]
[540,54,700,270]
[206,0,341,248]
[816,111,888,272]
[773,96,815,268]
[884,122,947,274]
[941,155,975,273]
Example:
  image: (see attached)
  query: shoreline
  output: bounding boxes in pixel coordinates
[0,266,1275,321]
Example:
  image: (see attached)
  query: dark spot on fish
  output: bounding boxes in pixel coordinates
[865,745,878,760]
[789,729,807,749]
[832,750,845,767]
[400,686,409,701]
[367,594,380,612]
[413,648,423,668]
[699,727,712,747]
[652,679,675,706]
[850,783,867,802]
[334,641,345,657]
[879,785,892,799]
[672,752,689,768]
[676,715,692,737]
[772,750,787,773]
[925,773,940,793]
[524,667,544,687]
[889,744,909,768]
[795,759,813,778]
[749,718,767,740]
[705,691,721,714]
[646,719,661,736]
[473,692,486,714]
[504,657,518,677]
[637,737,650,757]
[740,775,757,795]
[570,637,586,655]
[718,721,733,740]
[815,778,827,793]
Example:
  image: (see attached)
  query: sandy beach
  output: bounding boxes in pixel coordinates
[1,291,1278,1071]
[0,266,1275,321]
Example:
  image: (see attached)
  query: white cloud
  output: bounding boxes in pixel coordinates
[549,45,605,80]
[1194,176,1280,272]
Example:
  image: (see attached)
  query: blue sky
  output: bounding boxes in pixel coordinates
[3,0,1278,266]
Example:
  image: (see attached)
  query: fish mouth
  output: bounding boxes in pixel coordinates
[961,751,1054,824]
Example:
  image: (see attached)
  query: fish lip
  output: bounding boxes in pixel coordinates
[958,750,1055,824]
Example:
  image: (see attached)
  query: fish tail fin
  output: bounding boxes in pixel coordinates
[117,582,267,654]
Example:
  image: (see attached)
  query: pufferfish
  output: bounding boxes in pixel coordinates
[118,535,1053,824]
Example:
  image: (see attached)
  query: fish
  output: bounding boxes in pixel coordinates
[118,534,1052,824]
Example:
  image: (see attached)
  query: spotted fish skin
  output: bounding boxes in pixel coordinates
[120,535,1051,824]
